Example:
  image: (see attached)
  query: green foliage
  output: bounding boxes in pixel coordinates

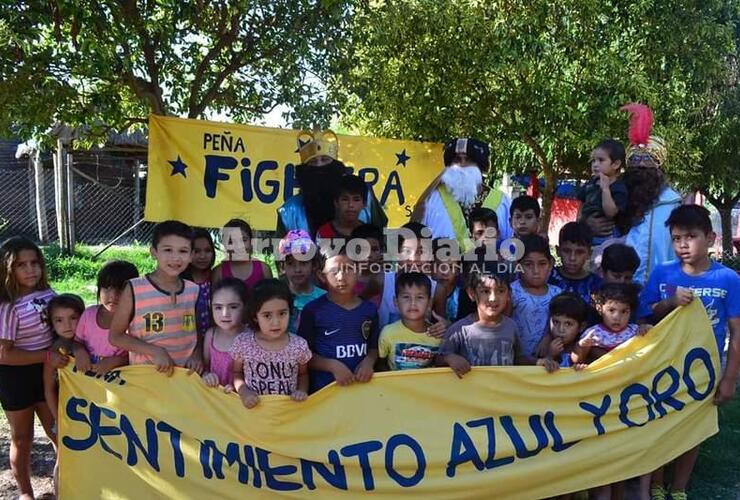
[688,395,740,497]
[331,0,735,225]
[45,245,154,304]
[0,1,352,143]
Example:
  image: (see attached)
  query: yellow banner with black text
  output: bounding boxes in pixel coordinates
[59,300,719,499]
[144,115,443,229]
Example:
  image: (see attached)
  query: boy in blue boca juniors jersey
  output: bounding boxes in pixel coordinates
[298,246,379,393]
[638,205,740,500]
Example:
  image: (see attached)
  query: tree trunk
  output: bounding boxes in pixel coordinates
[718,205,734,258]
[540,163,556,236]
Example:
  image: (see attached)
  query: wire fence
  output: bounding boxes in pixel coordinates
[0,147,156,247]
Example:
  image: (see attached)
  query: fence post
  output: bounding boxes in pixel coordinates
[53,139,69,253]
[66,152,76,253]
[133,160,141,243]
[33,149,49,244]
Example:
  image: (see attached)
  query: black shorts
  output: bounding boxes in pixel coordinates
[0,363,46,412]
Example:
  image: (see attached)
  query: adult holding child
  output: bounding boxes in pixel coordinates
[586,104,682,284]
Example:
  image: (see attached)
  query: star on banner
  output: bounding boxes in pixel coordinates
[169,156,188,177]
[395,149,410,167]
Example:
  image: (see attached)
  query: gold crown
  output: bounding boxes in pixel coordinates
[297,128,339,164]
[628,136,668,167]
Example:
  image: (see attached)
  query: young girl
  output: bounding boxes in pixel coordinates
[43,294,85,422]
[573,282,650,500]
[201,278,249,389]
[212,219,272,292]
[278,230,326,334]
[231,279,312,408]
[181,229,216,337]
[0,237,64,498]
[74,260,138,375]
[573,283,647,364]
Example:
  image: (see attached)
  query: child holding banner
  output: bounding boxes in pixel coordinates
[109,220,202,376]
[201,278,250,389]
[231,279,311,408]
[638,205,740,500]
[73,260,138,375]
[378,272,441,370]
[545,292,588,369]
[573,283,645,364]
[440,269,555,377]
[298,247,379,393]
[43,294,85,422]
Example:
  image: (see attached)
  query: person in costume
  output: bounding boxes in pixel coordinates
[585,103,681,284]
[276,129,387,237]
[412,137,512,253]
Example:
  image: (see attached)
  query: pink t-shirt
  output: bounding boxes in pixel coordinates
[229,332,312,396]
[75,305,127,361]
[0,289,55,351]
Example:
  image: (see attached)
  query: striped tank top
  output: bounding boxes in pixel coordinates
[128,276,199,366]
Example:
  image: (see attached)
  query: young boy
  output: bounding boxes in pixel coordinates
[109,220,201,376]
[378,222,437,327]
[578,139,628,245]
[316,174,367,239]
[600,243,640,284]
[378,272,441,370]
[468,207,498,246]
[546,292,588,369]
[351,223,385,306]
[638,205,740,500]
[511,235,563,357]
[278,230,326,334]
[509,195,540,239]
[549,222,602,304]
[431,237,463,322]
[298,246,379,393]
[441,270,554,377]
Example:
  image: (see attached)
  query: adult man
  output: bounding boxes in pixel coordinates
[411,137,512,252]
[277,129,387,237]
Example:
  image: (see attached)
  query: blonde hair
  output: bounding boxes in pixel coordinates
[0,237,50,304]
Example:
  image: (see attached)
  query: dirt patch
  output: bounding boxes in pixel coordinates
[0,416,55,499]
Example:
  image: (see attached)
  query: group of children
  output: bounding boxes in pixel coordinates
[0,170,738,499]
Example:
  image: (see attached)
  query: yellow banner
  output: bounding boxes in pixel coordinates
[145,115,443,229]
[59,300,719,499]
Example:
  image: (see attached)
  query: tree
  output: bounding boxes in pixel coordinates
[0,1,350,142]
[331,0,734,229]
[669,5,740,256]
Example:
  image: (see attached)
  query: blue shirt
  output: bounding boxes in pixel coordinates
[638,260,740,350]
[548,268,602,305]
[298,295,380,392]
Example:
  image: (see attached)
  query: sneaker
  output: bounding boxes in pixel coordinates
[650,486,668,500]
[670,491,687,500]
